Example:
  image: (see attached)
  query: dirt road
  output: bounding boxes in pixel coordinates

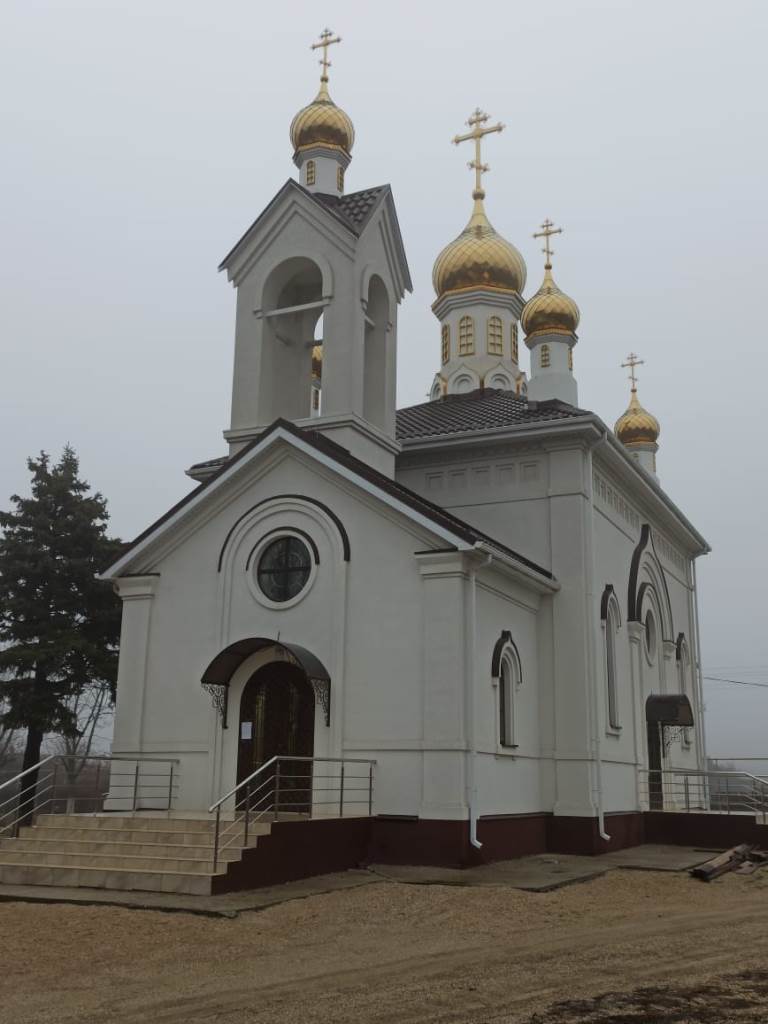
[2,869,768,1023]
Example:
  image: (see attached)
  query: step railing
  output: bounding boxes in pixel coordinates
[0,754,181,839]
[639,768,768,822]
[208,756,376,871]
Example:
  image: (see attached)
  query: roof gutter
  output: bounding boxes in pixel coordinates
[472,542,559,594]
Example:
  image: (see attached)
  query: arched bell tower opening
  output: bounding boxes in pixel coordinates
[363,274,390,432]
[257,257,325,423]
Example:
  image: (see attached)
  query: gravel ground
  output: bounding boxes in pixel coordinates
[2,868,768,1023]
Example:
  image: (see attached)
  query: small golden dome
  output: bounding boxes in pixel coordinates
[521,265,580,337]
[290,80,354,157]
[615,389,660,446]
[432,195,527,299]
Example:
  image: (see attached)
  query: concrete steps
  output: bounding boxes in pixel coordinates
[0,837,245,860]
[0,814,268,895]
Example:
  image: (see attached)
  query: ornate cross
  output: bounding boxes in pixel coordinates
[311,28,341,81]
[622,352,644,390]
[533,218,563,266]
[453,108,505,197]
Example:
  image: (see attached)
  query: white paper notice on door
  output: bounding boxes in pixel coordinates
[240,722,253,740]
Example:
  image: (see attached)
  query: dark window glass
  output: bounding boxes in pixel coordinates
[257,536,312,602]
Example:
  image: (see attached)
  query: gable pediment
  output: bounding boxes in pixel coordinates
[102,420,554,587]
[219,181,358,287]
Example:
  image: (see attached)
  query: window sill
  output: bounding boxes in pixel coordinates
[496,745,519,759]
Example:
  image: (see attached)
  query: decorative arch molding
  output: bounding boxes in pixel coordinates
[255,249,334,309]
[201,637,332,729]
[628,523,674,640]
[484,369,514,391]
[600,584,622,625]
[217,494,350,572]
[447,364,480,395]
[491,630,522,681]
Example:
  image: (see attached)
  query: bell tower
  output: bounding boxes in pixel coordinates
[218,31,412,476]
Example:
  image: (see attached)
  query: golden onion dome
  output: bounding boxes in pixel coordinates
[615,389,660,446]
[521,264,580,337]
[432,194,527,299]
[290,79,355,157]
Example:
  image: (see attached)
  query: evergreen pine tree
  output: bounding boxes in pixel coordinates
[0,447,123,815]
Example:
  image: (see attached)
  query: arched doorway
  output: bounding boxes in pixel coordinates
[237,662,315,811]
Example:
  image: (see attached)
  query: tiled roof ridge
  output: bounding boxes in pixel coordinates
[396,387,589,440]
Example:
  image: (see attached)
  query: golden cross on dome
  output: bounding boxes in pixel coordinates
[453,108,505,198]
[311,28,341,82]
[622,352,644,391]
[533,219,563,267]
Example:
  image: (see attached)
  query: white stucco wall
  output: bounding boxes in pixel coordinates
[110,439,549,819]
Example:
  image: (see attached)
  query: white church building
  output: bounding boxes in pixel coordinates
[102,33,709,869]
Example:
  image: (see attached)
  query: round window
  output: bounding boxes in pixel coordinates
[256,536,312,603]
[644,610,657,660]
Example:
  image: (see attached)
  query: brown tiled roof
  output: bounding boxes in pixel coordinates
[312,187,387,234]
[396,388,588,441]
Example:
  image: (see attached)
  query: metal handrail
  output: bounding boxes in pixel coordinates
[639,767,768,820]
[0,756,55,797]
[0,754,181,840]
[208,756,376,871]
[208,755,279,813]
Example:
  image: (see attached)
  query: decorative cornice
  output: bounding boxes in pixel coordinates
[431,287,525,321]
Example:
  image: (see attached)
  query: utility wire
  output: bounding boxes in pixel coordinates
[703,675,768,690]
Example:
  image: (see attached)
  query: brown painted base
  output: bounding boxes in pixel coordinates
[547,812,645,856]
[214,811,652,891]
[210,809,768,892]
[368,813,550,868]
[212,817,371,894]
[643,811,768,849]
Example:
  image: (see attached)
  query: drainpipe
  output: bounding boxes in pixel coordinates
[691,560,707,770]
[586,430,611,842]
[467,553,493,850]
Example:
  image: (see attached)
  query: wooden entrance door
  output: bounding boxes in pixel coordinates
[647,721,663,810]
[237,662,315,812]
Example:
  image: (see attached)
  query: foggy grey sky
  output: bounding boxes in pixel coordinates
[1,0,766,756]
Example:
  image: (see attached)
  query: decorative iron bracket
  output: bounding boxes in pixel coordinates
[662,724,686,752]
[202,682,229,729]
[310,677,331,727]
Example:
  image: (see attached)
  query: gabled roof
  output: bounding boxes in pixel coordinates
[397,388,588,441]
[218,180,412,293]
[104,417,554,584]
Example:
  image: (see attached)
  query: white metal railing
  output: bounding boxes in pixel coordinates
[208,756,376,871]
[0,755,180,839]
[639,768,768,822]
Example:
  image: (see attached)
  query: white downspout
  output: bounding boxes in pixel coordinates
[691,559,708,770]
[467,553,492,849]
[587,431,611,842]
